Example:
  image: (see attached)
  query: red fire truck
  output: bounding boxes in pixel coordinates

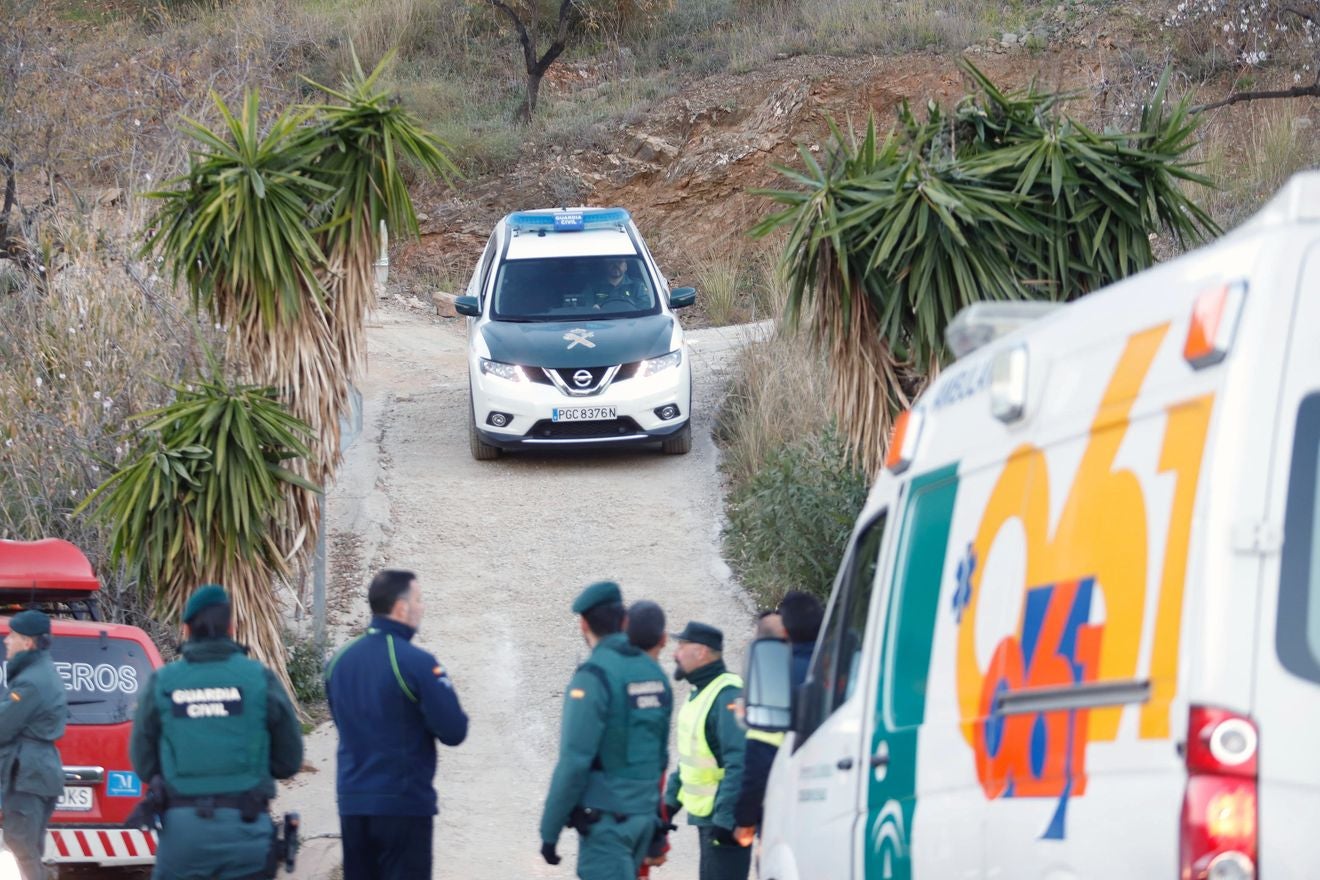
[0,538,163,872]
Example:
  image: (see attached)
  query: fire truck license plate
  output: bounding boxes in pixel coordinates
[57,787,93,811]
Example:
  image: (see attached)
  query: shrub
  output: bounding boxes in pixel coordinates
[286,630,328,707]
[723,423,867,604]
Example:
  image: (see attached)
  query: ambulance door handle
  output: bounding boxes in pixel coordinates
[837,757,854,771]
[870,740,890,769]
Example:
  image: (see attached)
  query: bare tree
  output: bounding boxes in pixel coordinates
[486,0,665,122]
[1165,0,1320,111]
[489,0,584,122]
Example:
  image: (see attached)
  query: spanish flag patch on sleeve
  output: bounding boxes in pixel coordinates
[9,692,20,702]
[569,688,586,699]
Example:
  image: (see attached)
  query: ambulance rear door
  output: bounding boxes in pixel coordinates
[1256,231,1320,880]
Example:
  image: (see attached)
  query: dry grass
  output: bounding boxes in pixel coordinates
[690,243,745,326]
[0,200,207,641]
[715,321,832,490]
[1185,99,1320,231]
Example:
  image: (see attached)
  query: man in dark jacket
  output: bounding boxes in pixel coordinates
[733,591,824,843]
[779,591,823,690]
[326,569,468,880]
[0,610,68,880]
[130,585,304,880]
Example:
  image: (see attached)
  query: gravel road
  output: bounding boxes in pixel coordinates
[277,306,763,879]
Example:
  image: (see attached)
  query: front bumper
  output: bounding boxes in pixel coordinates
[471,359,691,449]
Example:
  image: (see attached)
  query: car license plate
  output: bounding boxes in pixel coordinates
[552,406,617,422]
[56,786,93,812]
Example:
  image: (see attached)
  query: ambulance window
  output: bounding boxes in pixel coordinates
[1278,393,1320,684]
[797,512,886,743]
[883,470,958,729]
[0,635,155,725]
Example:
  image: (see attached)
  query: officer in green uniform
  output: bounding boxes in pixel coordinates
[0,610,68,880]
[664,621,751,880]
[130,585,304,880]
[591,260,648,310]
[540,581,673,879]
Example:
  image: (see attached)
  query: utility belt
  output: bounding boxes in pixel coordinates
[567,806,629,834]
[168,790,271,822]
[126,777,299,876]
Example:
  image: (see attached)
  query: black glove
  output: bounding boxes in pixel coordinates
[541,842,561,865]
[711,825,738,846]
[664,802,681,824]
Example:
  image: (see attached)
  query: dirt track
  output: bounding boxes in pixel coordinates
[276,305,761,878]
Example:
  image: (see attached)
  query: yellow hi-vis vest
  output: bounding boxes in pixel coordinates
[746,728,785,748]
[676,671,743,818]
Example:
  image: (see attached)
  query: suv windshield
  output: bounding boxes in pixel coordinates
[492,256,660,322]
[1,634,153,724]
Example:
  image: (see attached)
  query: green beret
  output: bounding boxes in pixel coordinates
[10,609,50,637]
[183,584,230,623]
[572,580,622,615]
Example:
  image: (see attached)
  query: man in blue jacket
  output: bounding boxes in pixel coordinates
[732,591,823,842]
[326,569,469,880]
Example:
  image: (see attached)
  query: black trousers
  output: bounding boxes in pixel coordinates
[697,826,751,880]
[340,814,433,880]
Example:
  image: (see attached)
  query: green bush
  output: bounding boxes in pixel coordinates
[286,631,328,706]
[723,424,867,605]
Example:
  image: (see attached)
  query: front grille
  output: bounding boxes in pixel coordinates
[550,366,614,389]
[526,368,554,386]
[527,417,644,439]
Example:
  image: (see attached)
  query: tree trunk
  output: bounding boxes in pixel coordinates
[489,0,580,124]
[520,71,544,123]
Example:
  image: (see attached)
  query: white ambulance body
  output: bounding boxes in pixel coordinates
[752,172,1320,879]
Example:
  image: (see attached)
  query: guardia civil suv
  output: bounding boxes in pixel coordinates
[457,207,696,460]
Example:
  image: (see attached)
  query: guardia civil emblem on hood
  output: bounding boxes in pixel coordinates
[563,329,596,350]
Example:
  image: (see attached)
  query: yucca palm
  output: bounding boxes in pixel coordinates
[136,50,457,673]
[752,62,1219,476]
[77,378,318,695]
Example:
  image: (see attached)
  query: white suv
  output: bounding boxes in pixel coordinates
[456,207,695,460]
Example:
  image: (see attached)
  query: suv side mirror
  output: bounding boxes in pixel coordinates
[669,287,696,309]
[455,296,481,318]
[743,638,793,732]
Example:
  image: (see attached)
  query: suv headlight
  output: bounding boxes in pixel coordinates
[639,350,682,378]
[479,358,525,382]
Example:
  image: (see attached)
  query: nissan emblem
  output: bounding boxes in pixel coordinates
[573,369,593,388]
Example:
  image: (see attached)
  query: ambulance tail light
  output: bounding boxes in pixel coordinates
[1183,281,1246,369]
[1180,706,1258,880]
[885,409,923,474]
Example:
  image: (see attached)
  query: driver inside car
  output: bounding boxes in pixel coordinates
[590,259,648,309]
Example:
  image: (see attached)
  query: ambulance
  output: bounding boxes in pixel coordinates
[743,172,1320,879]
[0,538,163,873]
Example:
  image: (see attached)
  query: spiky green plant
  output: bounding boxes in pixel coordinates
[752,62,1220,476]
[136,49,458,668]
[78,378,318,694]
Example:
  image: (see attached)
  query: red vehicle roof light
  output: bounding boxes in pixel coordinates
[0,539,100,594]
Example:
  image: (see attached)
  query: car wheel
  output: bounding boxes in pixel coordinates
[469,403,502,461]
[661,423,692,455]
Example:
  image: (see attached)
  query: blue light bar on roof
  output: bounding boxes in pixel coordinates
[507,208,632,233]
